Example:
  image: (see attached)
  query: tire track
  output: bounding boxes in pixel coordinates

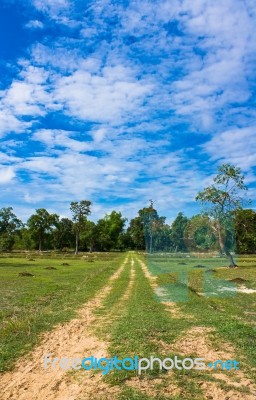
[0,257,129,400]
[91,258,136,340]
[136,257,256,399]
[136,257,185,318]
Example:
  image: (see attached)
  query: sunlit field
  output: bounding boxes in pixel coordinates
[0,252,256,399]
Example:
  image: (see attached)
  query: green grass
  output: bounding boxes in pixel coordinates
[146,253,256,383]
[0,252,124,372]
[1,251,256,399]
[87,254,256,399]
[98,258,202,399]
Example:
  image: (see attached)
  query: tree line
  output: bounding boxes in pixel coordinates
[0,164,255,257]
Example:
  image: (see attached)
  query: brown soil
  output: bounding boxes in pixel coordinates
[137,258,189,319]
[0,257,130,400]
[18,272,35,277]
[95,260,136,337]
[229,278,247,283]
[168,327,256,399]
[168,326,234,360]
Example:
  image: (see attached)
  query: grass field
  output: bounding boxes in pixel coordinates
[0,252,123,372]
[0,252,256,399]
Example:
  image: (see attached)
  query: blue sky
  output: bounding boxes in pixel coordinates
[0,0,256,222]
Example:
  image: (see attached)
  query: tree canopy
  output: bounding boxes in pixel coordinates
[0,164,254,256]
[196,164,249,266]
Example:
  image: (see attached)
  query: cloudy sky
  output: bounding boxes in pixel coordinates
[0,0,256,222]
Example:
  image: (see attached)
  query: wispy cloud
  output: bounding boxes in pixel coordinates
[25,20,44,29]
[0,0,255,220]
[202,126,256,171]
[0,166,15,184]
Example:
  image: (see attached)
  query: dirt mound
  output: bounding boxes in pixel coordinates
[229,277,247,283]
[45,267,57,270]
[19,272,35,277]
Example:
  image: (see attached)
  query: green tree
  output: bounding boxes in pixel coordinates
[170,212,189,252]
[15,228,34,250]
[127,215,145,250]
[107,211,127,247]
[0,207,23,251]
[53,218,75,250]
[80,220,97,252]
[140,203,158,253]
[116,231,134,250]
[153,220,172,252]
[96,211,127,251]
[234,209,256,254]
[184,214,216,252]
[70,200,92,254]
[137,202,170,253]
[27,209,58,251]
[196,164,248,267]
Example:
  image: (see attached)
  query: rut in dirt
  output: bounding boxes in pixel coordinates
[136,256,256,400]
[0,256,135,400]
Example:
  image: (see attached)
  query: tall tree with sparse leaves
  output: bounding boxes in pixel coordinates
[70,200,92,254]
[196,164,248,267]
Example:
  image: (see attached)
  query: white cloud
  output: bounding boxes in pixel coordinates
[31,0,80,27]
[25,20,44,29]
[32,0,70,18]
[33,129,92,152]
[0,109,29,137]
[92,128,106,143]
[109,0,256,131]
[31,43,86,73]
[202,126,256,171]
[0,66,53,135]
[54,65,153,123]
[2,66,50,116]
[0,166,15,184]
[0,0,255,219]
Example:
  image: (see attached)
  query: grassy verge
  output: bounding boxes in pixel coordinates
[0,252,124,372]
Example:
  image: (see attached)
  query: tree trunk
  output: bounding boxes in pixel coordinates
[216,222,237,268]
[89,242,93,253]
[149,231,153,253]
[75,232,79,255]
[39,233,42,252]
